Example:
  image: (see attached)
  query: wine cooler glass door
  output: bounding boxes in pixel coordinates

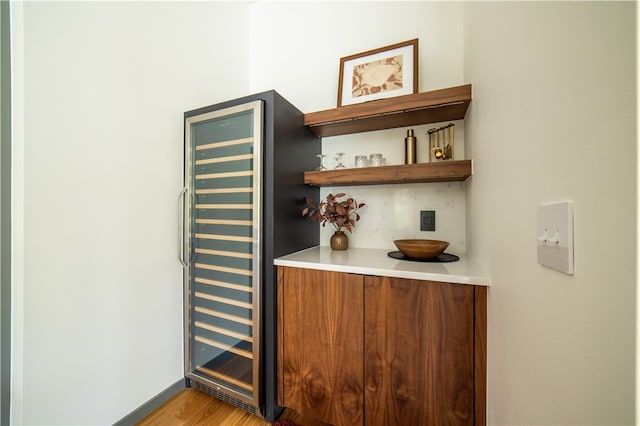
[184,100,263,409]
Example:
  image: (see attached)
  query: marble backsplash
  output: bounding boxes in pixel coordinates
[317,181,466,254]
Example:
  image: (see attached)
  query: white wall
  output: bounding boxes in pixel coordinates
[14,2,250,424]
[464,2,636,424]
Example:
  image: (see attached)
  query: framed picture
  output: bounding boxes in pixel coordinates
[337,38,418,107]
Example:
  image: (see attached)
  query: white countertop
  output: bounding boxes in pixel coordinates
[274,246,491,286]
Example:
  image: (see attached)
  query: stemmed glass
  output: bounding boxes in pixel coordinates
[315,154,328,171]
[334,152,345,169]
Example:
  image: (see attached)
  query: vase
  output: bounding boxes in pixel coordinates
[330,230,348,250]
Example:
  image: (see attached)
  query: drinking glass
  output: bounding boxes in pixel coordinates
[355,155,368,167]
[315,154,327,171]
[334,153,346,169]
[370,153,384,167]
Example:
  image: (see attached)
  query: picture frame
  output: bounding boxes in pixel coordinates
[337,38,418,107]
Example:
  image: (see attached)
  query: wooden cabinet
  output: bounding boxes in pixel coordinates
[302,84,472,187]
[277,267,364,426]
[364,276,476,426]
[277,266,487,426]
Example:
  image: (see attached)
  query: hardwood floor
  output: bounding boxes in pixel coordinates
[135,388,331,426]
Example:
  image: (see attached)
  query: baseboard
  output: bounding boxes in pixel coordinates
[112,378,186,426]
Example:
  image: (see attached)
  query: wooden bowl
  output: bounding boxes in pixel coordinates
[393,239,449,259]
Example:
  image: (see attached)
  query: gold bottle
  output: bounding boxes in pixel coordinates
[405,129,417,164]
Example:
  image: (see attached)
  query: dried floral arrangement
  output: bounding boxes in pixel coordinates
[302,193,366,233]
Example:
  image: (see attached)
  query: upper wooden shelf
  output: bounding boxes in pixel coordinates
[304,160,472,187]
[304,84,472,137]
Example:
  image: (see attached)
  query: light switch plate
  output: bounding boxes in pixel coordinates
[537,201,574,275]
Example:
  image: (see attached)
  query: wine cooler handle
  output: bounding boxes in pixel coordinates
[178,186,189,268]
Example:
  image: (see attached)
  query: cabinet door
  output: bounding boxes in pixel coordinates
[364,276,475,426]
[278,266,364,426]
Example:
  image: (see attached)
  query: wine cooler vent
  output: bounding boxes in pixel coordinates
[192,380,258,416]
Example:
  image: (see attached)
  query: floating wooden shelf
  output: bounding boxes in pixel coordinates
[304,160,472,187]
[304,84,472,137]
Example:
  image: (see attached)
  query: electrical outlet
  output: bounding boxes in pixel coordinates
[420,210,435,231]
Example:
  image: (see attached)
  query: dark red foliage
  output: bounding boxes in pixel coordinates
[302,192,366,233]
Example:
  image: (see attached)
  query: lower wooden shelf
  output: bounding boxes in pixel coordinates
[303,159,472,186]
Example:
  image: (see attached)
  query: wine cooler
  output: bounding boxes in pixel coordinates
[180,91,319,421]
